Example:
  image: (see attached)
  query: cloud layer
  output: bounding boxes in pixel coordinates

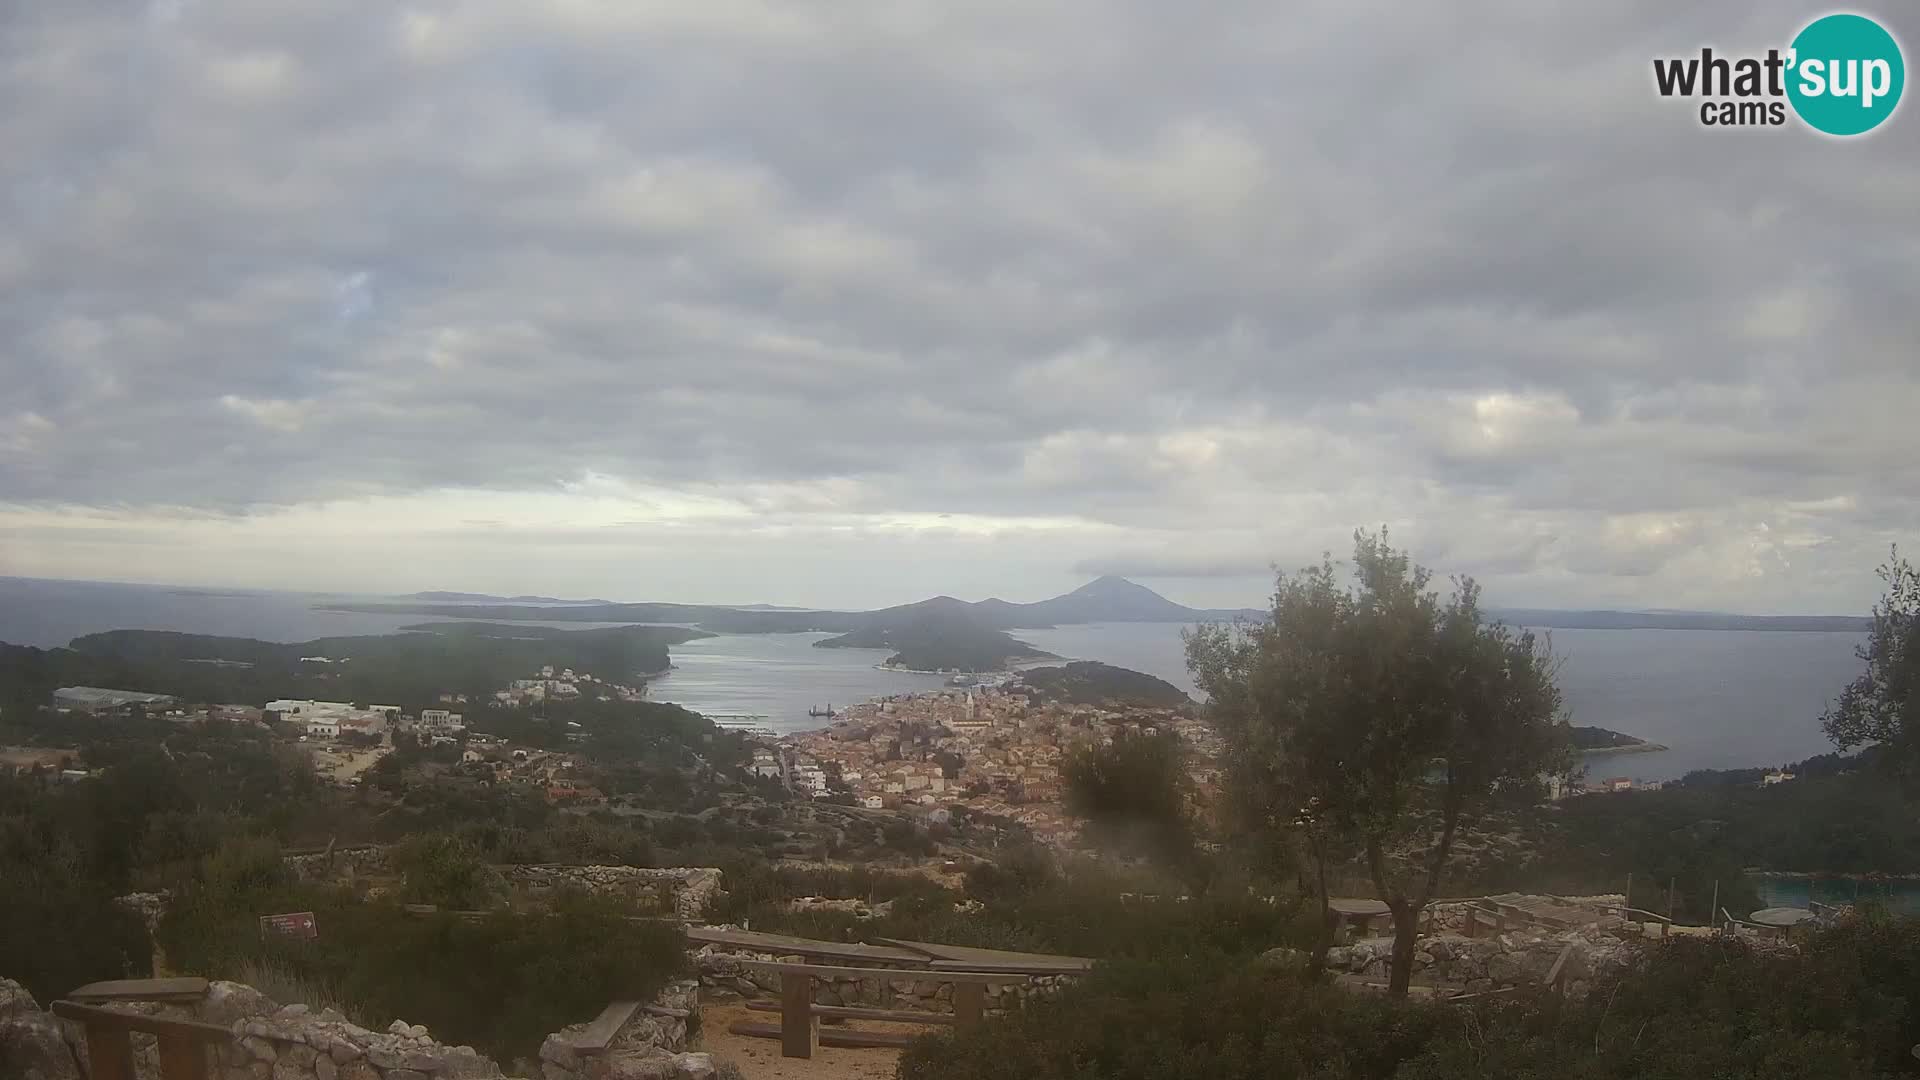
[3,0,1915,611]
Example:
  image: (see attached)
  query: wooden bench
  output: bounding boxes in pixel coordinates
[726,961,1028,1059]
[68,978,211,1004]
[744,1000,959,1026]
[52,1000,232,1080]
[565,1000,644,1057]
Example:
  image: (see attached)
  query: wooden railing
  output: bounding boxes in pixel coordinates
[727,960,1028,1059]
[1614,905,1674,939]
[51,1000,231,1080]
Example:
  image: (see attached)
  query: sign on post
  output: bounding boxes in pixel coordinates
[259,912,318,940]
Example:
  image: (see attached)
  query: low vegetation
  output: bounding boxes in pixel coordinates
[902,918,1920,1080]
[158,837,685,1062]
[1015,661,1191,708]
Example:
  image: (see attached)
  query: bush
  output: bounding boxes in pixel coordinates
[906,921,1920,1080]
[754,857,1305,963]
[157,840,686,1063]
[901,958,1448,1080]
[0,850,151,1003]
[390,834,505,909]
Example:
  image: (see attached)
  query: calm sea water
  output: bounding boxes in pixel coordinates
[646,633,951,726]
[0,578,1868,778]
[1014,622,1867,783]
[1753,877,1920,914]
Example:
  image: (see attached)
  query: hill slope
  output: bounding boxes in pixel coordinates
[322,576,1262,633]
[813,612,1056,672]
[1013,661,1192,708]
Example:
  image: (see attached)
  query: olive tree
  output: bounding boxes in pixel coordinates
[1822,548,1920,767]
[1187,530,1566,995]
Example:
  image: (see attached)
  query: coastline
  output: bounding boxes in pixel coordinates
[1748,870,1920,881]
[1578,741,1670,758]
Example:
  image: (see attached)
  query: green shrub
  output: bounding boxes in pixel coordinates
[158,849,685,1063]
[901,958,1448,1080]
[390,834,505,909]
[906,922,1920,1080]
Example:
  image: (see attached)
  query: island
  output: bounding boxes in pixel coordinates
[0,623,708,711]
[1569,725,1669,756]
[1011,661,1192,708]
[812,613,1055,673]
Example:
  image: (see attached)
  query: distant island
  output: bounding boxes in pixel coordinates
[317,575,1268,634]
[0,623,707,712]
[403,591,613,604]
[329,578,1871,639]
[1011,661,1191,708]
[1569,725,1668,756]
[813,612,1055,673]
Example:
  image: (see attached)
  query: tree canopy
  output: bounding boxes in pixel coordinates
[1187,529,1567,994]
[1822,547,1920,769]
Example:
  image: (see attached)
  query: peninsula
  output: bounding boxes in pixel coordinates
[1569,725,1669,756]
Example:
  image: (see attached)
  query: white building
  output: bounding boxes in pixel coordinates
[305,718,340,738]
[862,795,885,810]
[418,709,466,734]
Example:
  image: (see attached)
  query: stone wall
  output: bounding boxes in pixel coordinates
[1321,922,1638,1000]
[536,981,713,1080]
[501,866,724,922]
[690,938,1075,1014]
[0,976,716,1080]
[1421,894,1624,937]
[284,846,395,883]
[1,978,78,1080]
[281,847,725,923]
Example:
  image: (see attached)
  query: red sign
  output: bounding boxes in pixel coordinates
[259,912,318,940]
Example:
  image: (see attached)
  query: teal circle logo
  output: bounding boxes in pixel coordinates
[1786,13,1905,135]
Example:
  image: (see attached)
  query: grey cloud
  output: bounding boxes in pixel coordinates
[2,0,1916,612]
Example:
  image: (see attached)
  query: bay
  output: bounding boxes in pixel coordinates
[0,578,1871,779]
[1013,622,1869,783]
[645,633,950,727]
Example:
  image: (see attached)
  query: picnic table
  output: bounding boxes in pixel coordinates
[1748,907,1815,934]
[1327,898,1393,937]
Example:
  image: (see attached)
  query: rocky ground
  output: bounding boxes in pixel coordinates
[0,976,723,1080]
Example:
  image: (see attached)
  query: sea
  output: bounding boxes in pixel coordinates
[0,576,1869,782]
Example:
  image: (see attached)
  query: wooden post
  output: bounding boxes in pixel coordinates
[84,1024,135,1080]
[156,1033,209,1080]
[780,971,814,1059]
[954,982,986,1030]
[1665,878,1675,938]
[1625,872,1634,913]
[1710,881,1719,932]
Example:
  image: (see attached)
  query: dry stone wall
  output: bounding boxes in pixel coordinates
[501,866,723,922]
[284,846,395,883]
[1319,896,1639,1000]
[0,976,716,1080]
[536,981,711,1080]
[281,847,725,923]
[0,978,79,1080]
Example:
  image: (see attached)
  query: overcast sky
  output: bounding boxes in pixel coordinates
[2,1,1915,613]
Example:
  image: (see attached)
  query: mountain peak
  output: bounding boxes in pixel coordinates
[1070,575,1161,597]
[1026,576,1195,621]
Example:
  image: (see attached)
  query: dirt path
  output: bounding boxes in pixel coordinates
[696,1003,921,1080]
